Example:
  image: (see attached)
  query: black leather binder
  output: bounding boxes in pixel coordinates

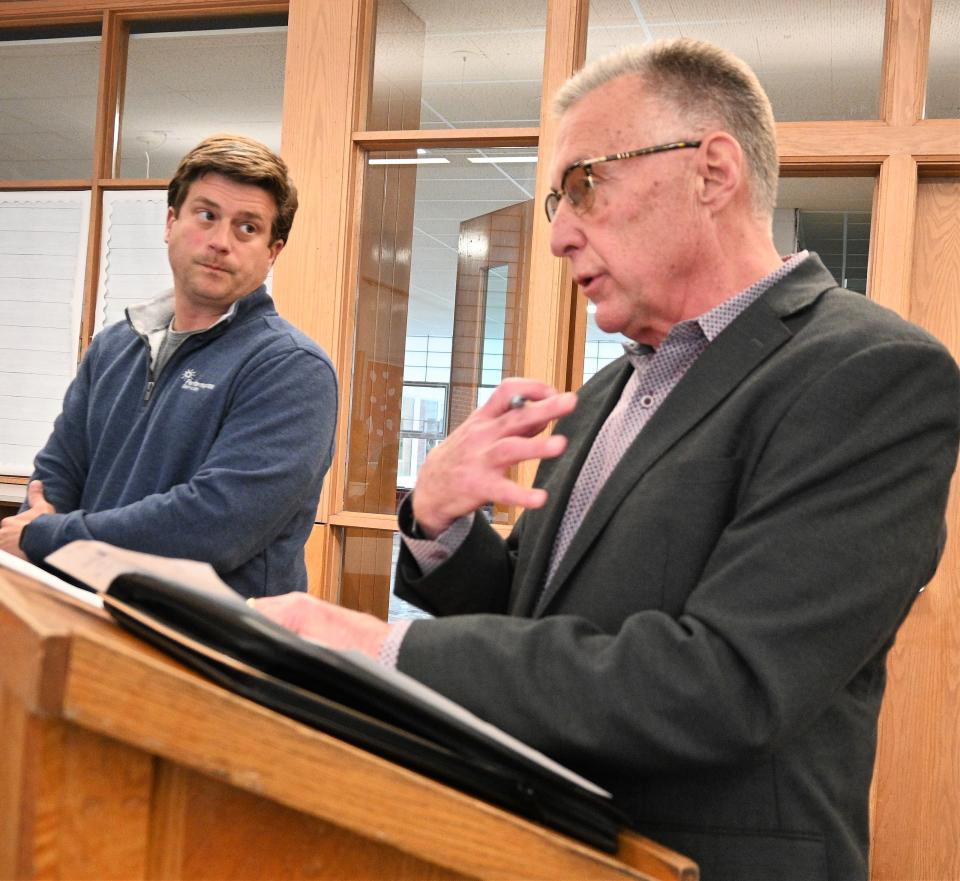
[101,572,626,852]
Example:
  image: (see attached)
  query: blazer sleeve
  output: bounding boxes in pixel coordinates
[394,338,960,778]
[395,507,522,616]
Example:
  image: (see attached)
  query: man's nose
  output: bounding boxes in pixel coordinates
[208,222,230,251]
[549,200,583,257]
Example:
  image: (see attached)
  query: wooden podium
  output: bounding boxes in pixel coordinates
[0,566,698,881]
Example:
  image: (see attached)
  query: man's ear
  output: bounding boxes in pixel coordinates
[695,131,744,213]
[268,239,285,264]
[163,206,176,244]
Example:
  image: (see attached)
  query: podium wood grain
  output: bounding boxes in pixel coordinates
[0,569,697,881]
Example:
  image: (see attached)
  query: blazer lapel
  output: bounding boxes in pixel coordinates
[534,259,836,615]
[510,361,632,615]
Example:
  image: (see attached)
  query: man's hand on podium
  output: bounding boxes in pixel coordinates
[0,481,54,561]
[254,592,391,659]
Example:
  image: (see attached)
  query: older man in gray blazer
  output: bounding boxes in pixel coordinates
[259,38,960,881]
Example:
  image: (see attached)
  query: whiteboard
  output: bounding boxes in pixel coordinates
[0,191,89,476]
[94,190,172,332]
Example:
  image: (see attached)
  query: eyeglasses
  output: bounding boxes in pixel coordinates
[544,140,701,222]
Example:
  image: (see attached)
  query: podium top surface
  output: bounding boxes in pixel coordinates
[0,566,693,881]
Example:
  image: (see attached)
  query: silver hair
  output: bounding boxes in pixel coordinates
[553,39,779,217]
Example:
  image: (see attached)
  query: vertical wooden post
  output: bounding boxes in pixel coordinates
[870,179,960,881]
[517,0,589,492]
[272,0,369,600]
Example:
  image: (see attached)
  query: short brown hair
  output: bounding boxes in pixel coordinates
[167,134,298,244]
[554,39,779,217]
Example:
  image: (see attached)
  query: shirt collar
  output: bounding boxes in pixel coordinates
[623,250,810,360]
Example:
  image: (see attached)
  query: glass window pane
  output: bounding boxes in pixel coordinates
[585,1,886,121]
[119,20,287,178]
[0,30,101,179]
[348,146,536,524]
[368,0,546,130]
[778,177,874,294]
[579,176,875,385]
[583,314,630,384]
[926,0,960,118]
[339,527,434,621]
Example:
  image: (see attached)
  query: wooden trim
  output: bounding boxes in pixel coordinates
[270,0,368,597]
[618,833,699,881]
[522,0,588,388]
[918,163,960,177]
[354,128,539,149]
[78,10,128,353]
[515,0,589,491]
[879,0,932,126]
[0,180,92,190]
[0,1,286,20]
[97,178,170,188]
[776,120,960,162]
[111,2,288,21]
[328,510,512,540]
[0,9,102,27]
[351,0,377,131]
[870,179,960,881]
[778,160,882,176]
[92,12,127,182]
[867,153,918,317]
[325,7,375,543]
[567,291,589,389]
[324,144,373,530]
[329,511,398,530]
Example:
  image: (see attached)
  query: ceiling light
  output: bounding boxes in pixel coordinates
[467,157,538,164]
[368,158,449,165]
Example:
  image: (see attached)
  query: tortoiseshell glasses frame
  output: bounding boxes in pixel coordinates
[544,140,702,221]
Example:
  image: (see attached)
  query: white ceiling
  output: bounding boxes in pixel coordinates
[0,2,955,338]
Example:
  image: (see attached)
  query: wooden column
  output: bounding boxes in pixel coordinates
[272,0,369,600]
[516,0,589,492]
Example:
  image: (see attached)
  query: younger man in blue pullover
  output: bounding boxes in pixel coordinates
[0,135,337,598]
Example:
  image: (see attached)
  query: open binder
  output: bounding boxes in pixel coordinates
[44,541,625,853]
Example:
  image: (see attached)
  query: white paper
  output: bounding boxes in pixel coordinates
[46,540,238,600]
[0,548,104,609]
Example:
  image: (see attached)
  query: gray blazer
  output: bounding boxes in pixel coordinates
[395,255,960,881]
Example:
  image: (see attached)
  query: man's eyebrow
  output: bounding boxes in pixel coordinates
[190,195,267,222]
[190,195,220,209]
